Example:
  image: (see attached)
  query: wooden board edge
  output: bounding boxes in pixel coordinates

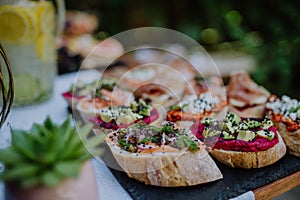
[253,170,300,200]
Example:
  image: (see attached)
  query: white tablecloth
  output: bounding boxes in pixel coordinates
[0,70,131,200]
[0,70,254,200]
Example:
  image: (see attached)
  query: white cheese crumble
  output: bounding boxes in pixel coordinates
[178,93,220,114]
[266,95,300,121]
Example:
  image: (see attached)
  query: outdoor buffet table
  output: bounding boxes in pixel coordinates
[0,70,299,200]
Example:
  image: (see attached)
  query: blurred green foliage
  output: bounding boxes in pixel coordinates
[66,0,300,98]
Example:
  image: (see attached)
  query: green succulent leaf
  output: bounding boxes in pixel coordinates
[42,171,62,187]
[0,148,24,164]
[54,161,81,178]
[11,130,27,147]
[0,164,39,180]
[11,132,37,161]
[0,115,93,188]
[28,124,41,137]
[59,117,72,143]
[44,116,56,131]
[21,177,40,188]
[40,150,58,165]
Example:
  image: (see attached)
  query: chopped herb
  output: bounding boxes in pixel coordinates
[118,139,137,153]
[194,75,207,85]
[161,125,175,133]
[289,105,300,113]
[100,79,116,90]
[169,104,181,111]
[188,142,198,153]
[95,90,103,98]
[173,138,185,148]
[140,138,152,144]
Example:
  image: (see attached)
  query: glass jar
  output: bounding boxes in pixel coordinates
[0,0,65,106]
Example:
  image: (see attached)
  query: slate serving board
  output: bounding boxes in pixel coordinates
[70,109,300,200]
[107,152,300,200]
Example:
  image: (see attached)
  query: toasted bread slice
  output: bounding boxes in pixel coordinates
[273,121,300,157]
[105,130,223,186]
[210,132,286,168]
[265,95,300,157]
[229,104,266,118]
[227,71,270,118]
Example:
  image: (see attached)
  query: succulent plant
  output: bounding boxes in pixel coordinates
[0,116,104,188]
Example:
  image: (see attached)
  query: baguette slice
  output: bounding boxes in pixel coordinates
[210,132,286,168]
[105,130,223,186]
[227,70,270,118]
[272,121,300,157]
[265,95,300,157]
[167,92,228,124]
[229,104,266,118]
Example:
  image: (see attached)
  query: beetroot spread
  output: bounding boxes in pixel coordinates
[62,91,84,100]
[191,114,279,152]
[91,108,159,130]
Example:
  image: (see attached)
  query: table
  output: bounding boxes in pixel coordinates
[0,70,299,200]
[0,70,131,200]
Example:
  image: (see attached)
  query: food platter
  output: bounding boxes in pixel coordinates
[70,113,299,200]
[65,48,300,199]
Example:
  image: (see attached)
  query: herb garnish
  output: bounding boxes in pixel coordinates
[289,105,300,113]
[116,122,199,153]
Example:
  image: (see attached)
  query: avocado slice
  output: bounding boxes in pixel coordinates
[99,108,117,122]
[226,112,241,125]
[202,128,210,138]
[237,130,256,141]
[130,101,139,112]
[262,117,274,129]
[257,130,275,140]
[116,114,133,125]
[131,99,152,116]
[219,121,235,134]
[202,128,221,138]
[208,129,221,137]
[222,131,235,140]
[242,119,262,128]
[238,122,249,130]
[201,118,217,125]
[139,106,151,116]
[116,109,142,125]
[100,113,114,122]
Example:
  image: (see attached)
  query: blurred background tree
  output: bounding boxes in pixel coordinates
[65,0,300,98]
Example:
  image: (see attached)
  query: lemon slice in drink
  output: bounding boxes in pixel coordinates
[36,1,55,34]
[36,33,56,61]
[14,74,41,103]
[0,5,37,44]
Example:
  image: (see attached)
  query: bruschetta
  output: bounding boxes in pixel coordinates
[91,99,163,135]
[227,71,270,118]
[105,122,223,186]
[266,95,300,157]
[167,92,228,128]
[191,112,286,168]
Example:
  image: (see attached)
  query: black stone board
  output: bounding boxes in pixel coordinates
[109,153,300,200]
[68,107,300,200]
